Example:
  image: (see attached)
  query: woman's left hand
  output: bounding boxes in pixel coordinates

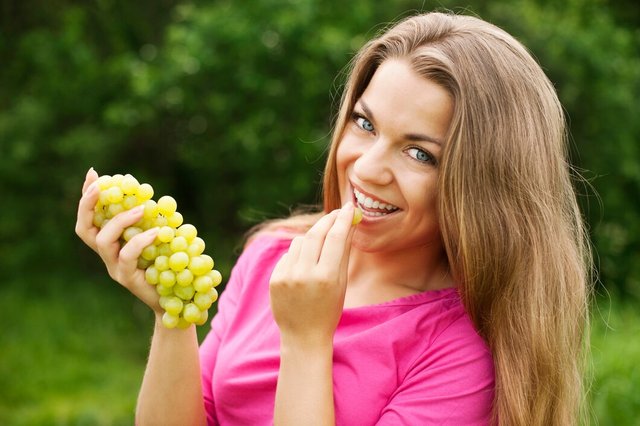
[269,203,357,348]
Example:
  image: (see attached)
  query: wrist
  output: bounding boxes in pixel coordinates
[279,333,334,357]
[153,313,195,333]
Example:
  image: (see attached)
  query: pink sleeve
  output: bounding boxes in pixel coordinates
[377,316,495,425]
[198,245,248,426]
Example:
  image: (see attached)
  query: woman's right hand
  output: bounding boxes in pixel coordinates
[75,168,163,314]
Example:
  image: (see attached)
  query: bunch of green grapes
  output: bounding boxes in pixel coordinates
[93,173,221,329]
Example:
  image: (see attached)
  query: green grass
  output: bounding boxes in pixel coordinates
[1,274,638,425]
[589,298,640,425]
[0,274,154,425]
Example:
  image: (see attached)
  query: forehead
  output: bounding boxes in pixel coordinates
[358,59,453,141]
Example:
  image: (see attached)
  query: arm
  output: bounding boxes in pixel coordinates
[136,319,207,426]
[75,168,206,425]
[269,204,356,426]
[275,337,335,426]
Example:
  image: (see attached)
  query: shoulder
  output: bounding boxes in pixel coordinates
[415,293,493,375]
[379,296,494,424]
[236,232,294,271]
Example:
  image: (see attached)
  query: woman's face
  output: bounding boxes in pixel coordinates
[336,58,453,253]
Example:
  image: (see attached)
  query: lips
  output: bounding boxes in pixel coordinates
[353,187,399,217]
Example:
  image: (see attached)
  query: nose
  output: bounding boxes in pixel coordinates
[352,138,393,186]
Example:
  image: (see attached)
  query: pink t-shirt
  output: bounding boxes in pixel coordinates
[199,234,494,425]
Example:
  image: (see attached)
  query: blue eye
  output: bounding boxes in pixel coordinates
[407,147,435,164]
[354,115,375,132]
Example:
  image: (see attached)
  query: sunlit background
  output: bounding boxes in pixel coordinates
[1,0,639,424]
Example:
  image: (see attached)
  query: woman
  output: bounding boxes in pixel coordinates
[76,11,591,425]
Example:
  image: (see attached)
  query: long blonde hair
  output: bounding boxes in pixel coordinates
[258,12,592,425]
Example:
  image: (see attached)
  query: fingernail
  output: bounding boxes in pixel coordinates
[87,181,98,194]
[130,205,145,215]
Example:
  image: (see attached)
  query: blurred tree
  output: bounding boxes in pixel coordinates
[479,0,640,299]
[1,0,638,299]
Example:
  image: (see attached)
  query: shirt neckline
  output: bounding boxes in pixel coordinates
[342,286,459,311]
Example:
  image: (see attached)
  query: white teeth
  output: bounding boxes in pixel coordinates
[353,188,399,212]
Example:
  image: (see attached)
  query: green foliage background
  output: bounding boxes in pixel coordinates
[1,0,639,423]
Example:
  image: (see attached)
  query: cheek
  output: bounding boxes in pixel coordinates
[335,138,355,182]
[407,176,439,216]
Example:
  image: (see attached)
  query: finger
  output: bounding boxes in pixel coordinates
[285,235,305,265]
[339,220,357,281]
[118,229,163,313]
[318,203,356,271]
[269,252,289,285]
[75,181,101,251]
[95,205,145,264]
[119,227,160,278]
[82,167,99,194]
[298,210,339,266]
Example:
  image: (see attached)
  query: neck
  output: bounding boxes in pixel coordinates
[345,242,453,307]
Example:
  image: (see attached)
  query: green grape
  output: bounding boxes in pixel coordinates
[177,317,192,329]
[352,207,363,225]
[141,244,159,261]
[207,287,219,303]
[157,226,175,243]
[162,312,180,329]
[156,284,174,297]
[145,266,160,285]
[157,195,177,216]
[143,200,158,219]
[158,296,171,310]
[93,210,106,228]
[92,173,221,328]
[163,296,183,316]
[157,243,172,257]
[169,252,189,271]
[137,257,152,269]
[154,215,169,228]
[107,203,125,218]
[120,174,139,194]
[167,212,184,228]
[183,303,201,323]
[195,310,209,326]
[106,186,124,203]
[137,183,154,201]
[176,269,194,287]
[96,175,112,190]
[193,275,213,293]
[123,226,143,242]
[189,255,212,276]
[186,237,205,257]
[194,291,213,311]
[170,236,188,252]
[159,270,176,288]
[207,270,223,287]
[176,224,197,242]
[154,255,170,272]
[111,174,124,186]
[137,218,155,230]
[99,190,111,205]
[201,254,214,270]
[122,195,139,210]
[173,285,195,301]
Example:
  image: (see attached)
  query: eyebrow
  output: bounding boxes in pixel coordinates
[357,100,444,146]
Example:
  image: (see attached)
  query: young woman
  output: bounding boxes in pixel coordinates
[76,11,592,425]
